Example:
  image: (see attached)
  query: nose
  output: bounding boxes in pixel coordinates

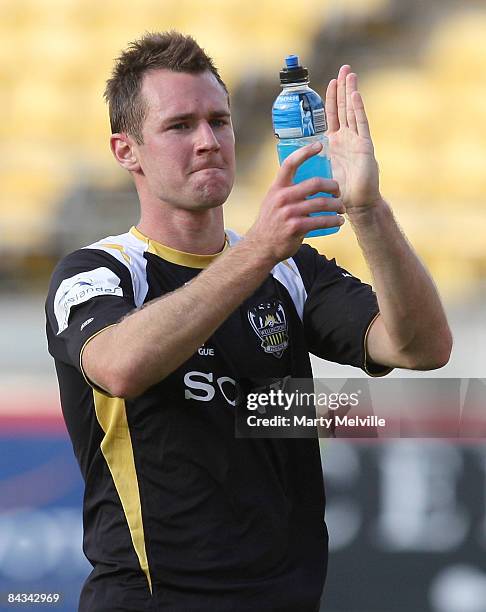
[194,120,220,154]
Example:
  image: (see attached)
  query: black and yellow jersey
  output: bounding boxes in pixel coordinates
[45,226,388,612]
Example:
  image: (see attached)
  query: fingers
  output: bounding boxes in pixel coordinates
[295,197,345,215]
[352,90,371,139]
[337,65,350,128]
[346,73,358,132]
[276,141,322,187]
[279,204,345,239]
[325,65,370,138]
[282,196,345,232]
[301,212,345,233]
[326,66,351,132]
[286,176,340,200]
[325,78,338,132]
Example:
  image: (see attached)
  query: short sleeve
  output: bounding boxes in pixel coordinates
[45,249,136,373]
[294,245,391,376]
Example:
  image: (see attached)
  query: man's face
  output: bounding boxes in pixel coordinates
[133,69,236,210]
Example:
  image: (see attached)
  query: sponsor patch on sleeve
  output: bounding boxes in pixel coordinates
[54,267,123,335]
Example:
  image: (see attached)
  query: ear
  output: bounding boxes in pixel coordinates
[110,133,141,172]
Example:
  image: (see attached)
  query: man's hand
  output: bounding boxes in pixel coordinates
[324,67,452,370]
[246,142,345,264]
[325,65,381,215]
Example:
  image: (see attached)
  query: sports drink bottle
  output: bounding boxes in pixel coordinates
[272,54,339,237]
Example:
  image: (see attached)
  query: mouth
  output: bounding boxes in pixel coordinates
[191,166,224,173]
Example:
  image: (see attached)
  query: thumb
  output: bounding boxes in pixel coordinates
[275,140,322,187]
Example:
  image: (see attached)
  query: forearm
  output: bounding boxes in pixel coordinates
[83,238,275,398]
[348,198,452,368]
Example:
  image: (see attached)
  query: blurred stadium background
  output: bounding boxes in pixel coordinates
[0,0,485,610]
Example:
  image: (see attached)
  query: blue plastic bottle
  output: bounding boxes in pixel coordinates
[272,55,339,237]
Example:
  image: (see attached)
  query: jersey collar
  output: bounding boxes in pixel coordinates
[130,226,228,269]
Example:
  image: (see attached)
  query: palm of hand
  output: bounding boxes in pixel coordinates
[327,127,379,211]
[325,66,381,212]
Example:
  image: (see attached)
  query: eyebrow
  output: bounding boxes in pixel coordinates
[162,111,231,125]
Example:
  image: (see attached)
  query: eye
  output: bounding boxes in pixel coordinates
[170,122,190,130]
[210,118,229,127]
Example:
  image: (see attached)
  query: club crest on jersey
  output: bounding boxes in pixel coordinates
[248,300,289,359]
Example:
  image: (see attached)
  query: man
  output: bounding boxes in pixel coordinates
[45,31,452,612]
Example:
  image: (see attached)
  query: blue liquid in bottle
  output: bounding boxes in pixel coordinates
[276,136,338,238]
[272,55,339,238]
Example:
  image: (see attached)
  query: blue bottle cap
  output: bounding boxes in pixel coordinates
[280,55,308,84]
[285,55,299,69]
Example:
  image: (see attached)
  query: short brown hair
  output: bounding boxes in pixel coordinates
[104,31,228,144]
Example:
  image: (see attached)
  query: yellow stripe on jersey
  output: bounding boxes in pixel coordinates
[130,226,228,269]
[99,243,132,264]
[92,391,152,593]
[281,259,296,273]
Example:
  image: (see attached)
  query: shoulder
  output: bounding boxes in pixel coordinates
[292,243,334,276]
[293,243,363,289]
[53,230,143,272]
[83,229,149,264]
[48,229,150,307]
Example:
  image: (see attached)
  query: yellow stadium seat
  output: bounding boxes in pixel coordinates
[425,10,486,85]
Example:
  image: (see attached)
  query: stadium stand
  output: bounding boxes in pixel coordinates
[0,0,485,298]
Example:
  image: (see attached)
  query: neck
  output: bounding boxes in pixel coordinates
[137,204,226,255]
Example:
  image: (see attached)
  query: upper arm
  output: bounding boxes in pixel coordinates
[366,311,452,371]
[295,245,392,376]
[365,312,408,370]
[80,324,120,395]
[46,250,136,387]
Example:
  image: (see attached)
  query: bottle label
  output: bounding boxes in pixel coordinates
[272,90,327,139]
